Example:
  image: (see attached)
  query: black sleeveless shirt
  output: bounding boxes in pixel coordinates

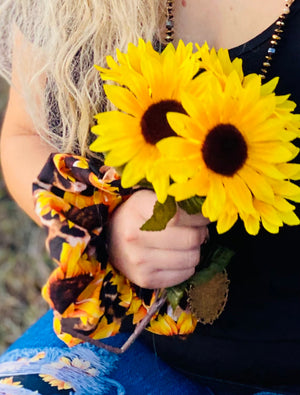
[141,1,300,388]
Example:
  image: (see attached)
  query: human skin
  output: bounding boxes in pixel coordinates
[0,0,286,288]
[0,31,53,225]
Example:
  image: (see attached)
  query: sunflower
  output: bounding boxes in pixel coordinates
[157,48,300,235]
[196,42,244,87]
[90,39,201,202]
[147,309,197,336]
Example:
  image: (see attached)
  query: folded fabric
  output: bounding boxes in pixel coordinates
[33,153,197,348]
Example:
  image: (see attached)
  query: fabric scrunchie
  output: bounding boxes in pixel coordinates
[33,153,197,347]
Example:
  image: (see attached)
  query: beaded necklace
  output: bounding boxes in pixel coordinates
[165,0,296,79]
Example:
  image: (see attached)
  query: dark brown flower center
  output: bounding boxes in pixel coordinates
[202,123,248,176]
[141,100,186,145]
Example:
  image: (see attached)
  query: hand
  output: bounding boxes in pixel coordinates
[108,190,210,289]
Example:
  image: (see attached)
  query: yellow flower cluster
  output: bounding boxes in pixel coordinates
[91,39,300,235]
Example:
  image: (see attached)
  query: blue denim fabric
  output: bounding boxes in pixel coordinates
[0,311,296,395]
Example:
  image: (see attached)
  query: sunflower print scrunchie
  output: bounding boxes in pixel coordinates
[33,153,197,348]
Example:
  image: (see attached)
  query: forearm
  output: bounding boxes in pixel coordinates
[0,114,55,224]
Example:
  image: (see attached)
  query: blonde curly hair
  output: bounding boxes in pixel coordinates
[0,0,166,156]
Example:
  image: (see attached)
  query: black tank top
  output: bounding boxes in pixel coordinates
[141,1,300,388]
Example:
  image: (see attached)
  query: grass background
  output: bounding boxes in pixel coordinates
[0,78,51,354]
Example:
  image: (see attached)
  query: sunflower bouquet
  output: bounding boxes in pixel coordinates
[90,38,300,236]
[89,39,300,335]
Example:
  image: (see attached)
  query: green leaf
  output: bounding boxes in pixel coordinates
[178,196,205,215]
[166,245,235,309]
[137,179,153,189]
[190,245,235,286]
[166,284,187,311]
[140,195,177,231]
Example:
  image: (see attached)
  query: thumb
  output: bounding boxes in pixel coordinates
[129,189,159,220]
[169,207,210,227]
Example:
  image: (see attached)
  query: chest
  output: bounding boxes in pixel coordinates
[173,0,286,49]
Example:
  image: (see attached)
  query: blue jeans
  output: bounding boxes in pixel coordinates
[0,310,296,395]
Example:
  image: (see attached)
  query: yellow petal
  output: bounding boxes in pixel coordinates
[261,218,280,234]
[121,146,156,187]
[141,56,165,101]
[163,158,200,182]
[157,136,200,159]
[260,77,279,96]
[216,207,238,234]
[239,165,274,203]
[249,141,297,163]
[279,210,300,226]
[148,166,170,203]
[244,118,285,142]
[169,171,209,201]
[168,180,199,201]
[273,196,296,212]
[246,157,285,180]
[253,200,282,226]
[270,179,300,200]
[177,312,197,334]
[239,212,260,236]
[148,314,178,336]
[104,140,144,167]
[277,163,300,180]
[93,110,135,131]
[219,48,243,79]
[120,71,153,107]
[201,176,226,220]
[238,94,276,128]
[91,115,141,152]
[223,175,254,214]
[166,111,205,141]
[104,84,145,117]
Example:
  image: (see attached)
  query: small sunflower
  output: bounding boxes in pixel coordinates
[157,47,300,235]
[147,308,197,336]
[90,39,201,202]
[196,42,244,87]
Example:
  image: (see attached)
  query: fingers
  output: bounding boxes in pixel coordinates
[108,189,210,289]
[134,268,196,289]
[117,246,199,288]
[134,224,209,251]
[111,240,202,289]
[130,245,201,272]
